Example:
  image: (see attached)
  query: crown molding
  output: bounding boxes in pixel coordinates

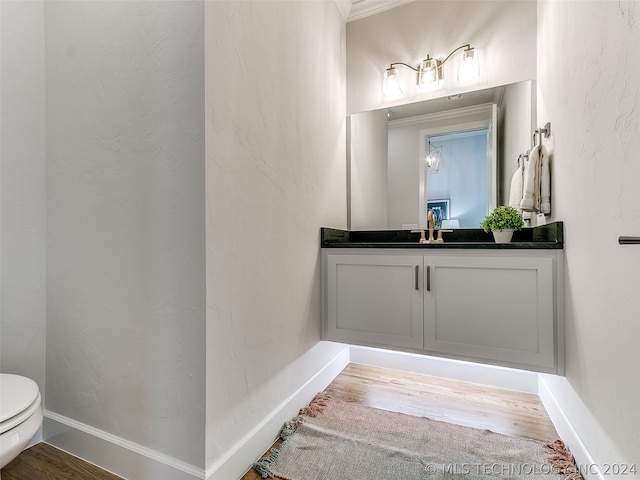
[334,0,352,22]
[388,103,494,128]
[348,0,415,22]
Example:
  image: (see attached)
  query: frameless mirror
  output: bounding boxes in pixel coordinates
[348,80,535,230]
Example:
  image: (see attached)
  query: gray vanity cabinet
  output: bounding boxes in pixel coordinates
[423,255,556,371]
[325,254,424,349]
[323,249,564,374]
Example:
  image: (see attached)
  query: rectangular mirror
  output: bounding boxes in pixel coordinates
[347,80,535,230]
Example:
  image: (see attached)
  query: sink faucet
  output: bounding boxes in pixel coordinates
[412,211,438,243]
[427,210,436,242]
[412,211,452,243]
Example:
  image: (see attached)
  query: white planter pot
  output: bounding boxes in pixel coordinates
[492,229,514,243]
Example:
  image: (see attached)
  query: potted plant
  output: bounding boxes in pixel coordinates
[480,206,524,243]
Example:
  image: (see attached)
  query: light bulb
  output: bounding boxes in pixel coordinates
[383,67,402,97]
[417,58,440,91]
[458,47,479,83]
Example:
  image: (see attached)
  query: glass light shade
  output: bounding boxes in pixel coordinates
[425,144,442,174]
[458,47,480,83]
[417,58,440,91]
[383,67,402,97]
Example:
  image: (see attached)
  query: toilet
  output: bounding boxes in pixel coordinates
[0,374,43,469]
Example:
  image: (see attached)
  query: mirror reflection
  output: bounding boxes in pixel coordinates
[348,80,535,230]
[424,129,489,229]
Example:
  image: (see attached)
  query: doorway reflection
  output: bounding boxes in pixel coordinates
[425,129,488,228]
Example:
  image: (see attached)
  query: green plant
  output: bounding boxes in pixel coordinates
[480,206,524,233]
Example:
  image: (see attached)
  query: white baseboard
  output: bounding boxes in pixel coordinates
[538,375,623,480]
[205,344,350,480]
[39,345,611,480]
[538,376,600,480]
[37,344,349,480]
[43,411,204,480]
[349,345,539,394]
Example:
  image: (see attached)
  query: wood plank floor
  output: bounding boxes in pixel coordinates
[241,363,558,480]
[1,442,124,480]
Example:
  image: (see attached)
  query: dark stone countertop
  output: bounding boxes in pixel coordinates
[320,222,564,249]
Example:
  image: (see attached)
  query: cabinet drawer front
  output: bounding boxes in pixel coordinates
[424,256,555,369]
[326,255,424,349]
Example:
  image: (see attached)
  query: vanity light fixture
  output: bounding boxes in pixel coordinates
[383,44,479,96]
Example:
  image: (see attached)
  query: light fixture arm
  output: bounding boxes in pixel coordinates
[388,62,421,73]
[439,44,472,68]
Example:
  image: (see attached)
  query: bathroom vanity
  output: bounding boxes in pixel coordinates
[320,223,564,374]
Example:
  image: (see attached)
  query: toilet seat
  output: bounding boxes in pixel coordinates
[0,374,41,435]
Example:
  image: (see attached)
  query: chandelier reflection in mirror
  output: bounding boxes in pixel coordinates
[383,44,479,97]
[425,141,442,175]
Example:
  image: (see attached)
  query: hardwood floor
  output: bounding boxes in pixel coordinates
[2,364,558,480]
[325,363,557,441]
[241,363,558,480]
[1,442,124,480]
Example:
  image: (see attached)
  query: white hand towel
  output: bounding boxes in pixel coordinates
[508,162,524,211]
[520,145,540,212]
[539,145,551,214]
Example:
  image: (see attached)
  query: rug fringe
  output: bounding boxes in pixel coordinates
[253,448,279,479]
[300,392,331,418]
[545,439,583,479]
[253,393,332,478]
[280,392,331,440]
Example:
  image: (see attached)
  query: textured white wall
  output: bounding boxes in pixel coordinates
[349,109,388,229]
[0,1,47,395]
[44,1,205,468]
[538,0,640,466]
[346,0,537,115]
[205,0,346,472]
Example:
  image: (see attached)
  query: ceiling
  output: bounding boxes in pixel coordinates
[386,84,506,121]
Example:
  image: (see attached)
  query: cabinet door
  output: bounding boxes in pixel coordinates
[424,256,555,370]
[326,254,424,349]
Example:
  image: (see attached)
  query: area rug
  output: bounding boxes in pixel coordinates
[254,393,581,480]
